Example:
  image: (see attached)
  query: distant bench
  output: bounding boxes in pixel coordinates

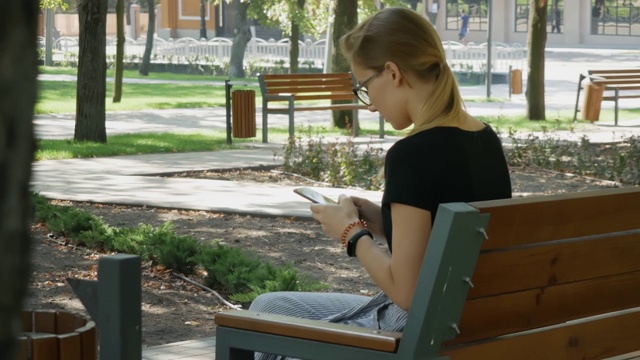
[573,68,640,125]
[214,187,640,359]
[258,73,385,143]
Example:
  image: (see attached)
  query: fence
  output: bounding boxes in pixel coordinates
[40,36,526,73]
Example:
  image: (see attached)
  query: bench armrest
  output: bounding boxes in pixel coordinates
[215,310,402,352]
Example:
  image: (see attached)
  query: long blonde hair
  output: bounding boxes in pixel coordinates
[340,7,464,134]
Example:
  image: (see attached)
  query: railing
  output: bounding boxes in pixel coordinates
[41,36,526,72]
[442,41,527,73]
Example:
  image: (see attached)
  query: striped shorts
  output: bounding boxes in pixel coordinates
[248,291,408,360]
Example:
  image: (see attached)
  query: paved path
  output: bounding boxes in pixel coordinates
[31,45,640,360]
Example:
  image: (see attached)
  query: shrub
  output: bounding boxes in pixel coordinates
[283,127,385,190]
[30,193,320,302]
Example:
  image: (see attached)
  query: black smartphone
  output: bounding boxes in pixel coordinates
[293,187,337,204]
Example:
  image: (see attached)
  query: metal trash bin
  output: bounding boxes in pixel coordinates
[232,90,256,138]
[510,69,522,95]
[582,83,604,122]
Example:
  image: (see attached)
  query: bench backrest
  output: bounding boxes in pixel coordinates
[587,69,640,85]
[427,188,640,358]
[258,73,358,102]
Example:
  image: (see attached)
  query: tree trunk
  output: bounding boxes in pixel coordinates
[0,0,38,358]
[331,0,358,129]
[139,0,156,76]
[526,0,547,120]
[229,0,251,78]
[113,0,125,103]
[289,0,306,74]
[75,0,108,142]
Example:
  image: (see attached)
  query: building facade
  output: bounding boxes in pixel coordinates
[432,0,640,47]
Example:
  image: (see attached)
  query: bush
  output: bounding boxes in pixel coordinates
[30,193,321,302]
[283,127,385,190]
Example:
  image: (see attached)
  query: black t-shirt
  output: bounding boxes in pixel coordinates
[381,125,512,252]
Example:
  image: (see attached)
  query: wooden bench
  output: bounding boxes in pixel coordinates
[258,73,384,143]
[573,68,640,125]
[214,187,640,359]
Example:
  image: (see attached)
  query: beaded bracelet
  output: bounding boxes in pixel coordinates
[340,220,367,247]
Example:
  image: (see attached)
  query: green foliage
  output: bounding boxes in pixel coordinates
[197,244,325,302]
[506,131,640,185]
[283,127,385,190]
[40,0,69,10]
[31,193,322,301]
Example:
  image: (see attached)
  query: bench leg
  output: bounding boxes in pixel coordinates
[262,100,268,143]
[573,74,585,123]
[614,88,619,126]
[288,98,295,139]
[215,328,254,360]
[352,108,359,137]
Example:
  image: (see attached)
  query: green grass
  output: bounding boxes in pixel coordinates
[35,80,261,114]
[39,66,239,83]
[36,132,250,160]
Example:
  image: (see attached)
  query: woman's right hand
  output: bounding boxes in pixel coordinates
[350,196,385,240]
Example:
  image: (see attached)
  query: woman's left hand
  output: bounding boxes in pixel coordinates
[310,195,361,241]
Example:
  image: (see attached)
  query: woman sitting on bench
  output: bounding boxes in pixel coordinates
[249,7,512,359]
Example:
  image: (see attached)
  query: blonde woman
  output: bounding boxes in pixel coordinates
[248,7,511,358]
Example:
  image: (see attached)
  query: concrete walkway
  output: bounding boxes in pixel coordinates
[31,45,640,360]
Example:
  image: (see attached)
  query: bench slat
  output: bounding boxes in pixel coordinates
[448,270,640,344]
[603,94,640,100]
[265,92,355,100]
[592,80,640,86]
[590,74,640,80]
[442,308,640,360]
[468,231,640,298]
[267,104,366,113]
[262,73,353,80]
[263,79,355,90]
[470,188,640,249]
[589,69,640,75]
[214,310,401,352]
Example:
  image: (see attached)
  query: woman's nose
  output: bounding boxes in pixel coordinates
[368,104,378,112]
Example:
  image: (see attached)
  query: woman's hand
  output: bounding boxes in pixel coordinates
[350,196,384,240]
[310,195,361,241]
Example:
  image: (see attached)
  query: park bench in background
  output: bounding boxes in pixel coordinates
[215,187,640,359]
[257,73,384,143]
[573,68,640,125]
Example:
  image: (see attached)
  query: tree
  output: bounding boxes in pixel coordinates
[113,0,125,103]
[75,0,108,142]
[0,1,38,359]
[228,0,251,78]
[284,0,307,74]
[330,0,358,129]
[139,0,156,76]
[526,0,547,120]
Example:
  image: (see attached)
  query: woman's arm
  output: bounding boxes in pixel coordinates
[311,197,431,311]
[350,196,385,240]
[354,203,431,310]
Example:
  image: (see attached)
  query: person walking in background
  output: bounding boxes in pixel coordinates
[551,6,562,33]
[248,6,512,360]
[459,8,470,44]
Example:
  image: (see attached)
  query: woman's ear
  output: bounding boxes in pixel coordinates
[384,61,403,87]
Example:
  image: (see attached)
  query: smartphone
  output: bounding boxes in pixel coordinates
[293,187,337,204]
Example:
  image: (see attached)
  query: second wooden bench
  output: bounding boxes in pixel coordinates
[258,73,384,143]
[573,68,640,125]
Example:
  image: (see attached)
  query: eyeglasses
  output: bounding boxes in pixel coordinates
[353,71,382,106]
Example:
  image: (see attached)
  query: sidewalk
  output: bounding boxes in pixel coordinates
[31,46,640,360]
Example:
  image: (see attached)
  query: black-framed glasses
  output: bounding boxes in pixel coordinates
[353,71,382,106]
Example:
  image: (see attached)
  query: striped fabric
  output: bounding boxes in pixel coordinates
[249,291,408,360]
